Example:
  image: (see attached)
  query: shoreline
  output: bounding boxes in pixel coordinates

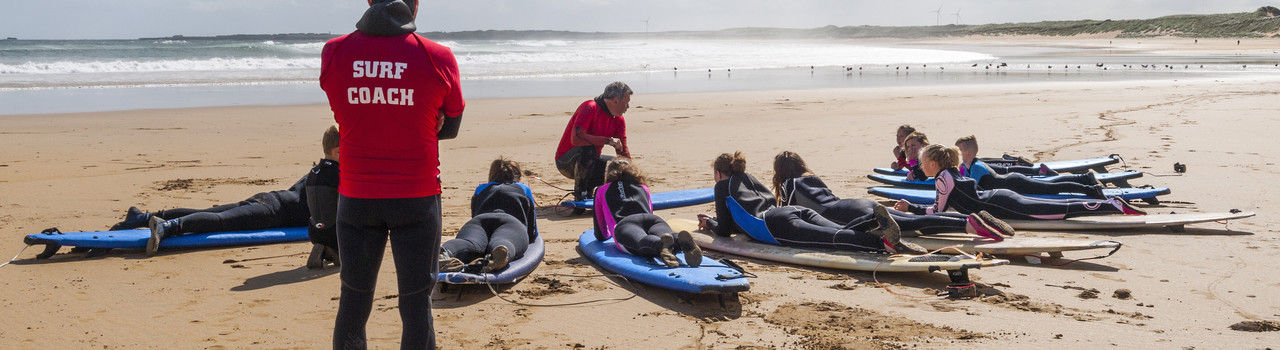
[1,74,1278,348]
[6,35,1280,116]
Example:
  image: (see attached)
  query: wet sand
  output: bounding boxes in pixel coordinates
[1,39,1279,348]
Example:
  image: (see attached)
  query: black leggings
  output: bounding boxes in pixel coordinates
[333,195,441,350]
[819,198,969,235]
[978,173,1096,196]
[158,197,299,234]
[556,146,612,198]
[987,164,1040,176]
[441,212,529,264]
[763,206,885,252]
[612,213,673,257]
[956,189,1122,220]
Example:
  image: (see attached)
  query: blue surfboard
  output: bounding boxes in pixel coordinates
[560,187,714,210]
[867,171,1143,189]
[578,230,750,294]
[438,182,544,285]
[24,226,308,258]
[874,156,1121,176]
[439,235,544,284]
[867,186,1171,204]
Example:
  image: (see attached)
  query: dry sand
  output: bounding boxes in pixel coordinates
[2,47,1279,348]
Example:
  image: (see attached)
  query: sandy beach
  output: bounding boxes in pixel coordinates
[2,38,1279,349]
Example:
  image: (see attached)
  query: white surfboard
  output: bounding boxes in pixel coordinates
[666,219,1008,272]
[1002,211,1255,231]
[903,234,1122,256]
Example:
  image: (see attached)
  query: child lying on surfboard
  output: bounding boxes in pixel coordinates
[955,135,1103,198]
[894,144,1146,220]
[901,131,932,181]
[697,152,927,254]
[437,157,538,273]
[771,150,1014,241]
[110,125,339,260]
[889,124,915,171]
[593,158,701,268]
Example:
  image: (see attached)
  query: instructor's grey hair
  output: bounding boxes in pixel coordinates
[598,82,633,100]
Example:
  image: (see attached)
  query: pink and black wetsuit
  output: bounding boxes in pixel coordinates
[907,167,1134,220]
[592,180,674,258]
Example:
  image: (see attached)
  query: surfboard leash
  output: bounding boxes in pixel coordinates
[1008,240,1123,266]
[0,244,32,269]
[479,272,640,307]
[526,175,579,215]
[872,245,986,300]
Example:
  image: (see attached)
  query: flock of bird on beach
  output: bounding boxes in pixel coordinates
[667,62,1278,73]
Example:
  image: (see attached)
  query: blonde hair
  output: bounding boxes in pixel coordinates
[322,124,340,155]
[488,157,522,183]
[921,144,961,170]
[954,135,978,151]
[604,157,646,185]
[712,152,748,175]
[772,151,812,202]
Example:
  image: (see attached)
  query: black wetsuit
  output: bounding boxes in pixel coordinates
[907,167,1126,220]
[704,173,885,252]
[305,158,340,250]
[780,175,969,234]
[440,182,537,264]
[906,163,929,181]
[157,176,310,234]
[962,160,1102,197]
[593,180,674,257]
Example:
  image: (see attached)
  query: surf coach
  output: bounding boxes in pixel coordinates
[320,0,464,348]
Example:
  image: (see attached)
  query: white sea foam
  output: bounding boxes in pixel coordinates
[0,38,996,88]
[0,57,320,75]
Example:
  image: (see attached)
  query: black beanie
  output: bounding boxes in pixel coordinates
[357,0,418,36]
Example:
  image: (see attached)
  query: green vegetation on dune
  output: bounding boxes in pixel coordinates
[142,7,1280,41]
[713,7,1280,39]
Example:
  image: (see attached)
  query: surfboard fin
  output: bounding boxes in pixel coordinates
[25,228,64,259]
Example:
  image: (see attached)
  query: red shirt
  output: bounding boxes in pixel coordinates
[320,32,465,199]
[555,99,626,159]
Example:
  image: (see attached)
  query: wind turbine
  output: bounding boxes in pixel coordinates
[930,5,943,25]
[952,8,962,25]
[641,17,650,33]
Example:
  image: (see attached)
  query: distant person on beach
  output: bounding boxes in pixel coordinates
[889,124,915,171]
[954,135,1105,199]
[697,152,927,254]
[772,151,1013,241]
[438,158,537,273]
[319,0,464,348]
[593,158,702,268]
[555,82,632,203]
[110,126,339,262]
[895,144,1145,220]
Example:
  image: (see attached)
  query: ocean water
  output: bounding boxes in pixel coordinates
[0,37,1274,115]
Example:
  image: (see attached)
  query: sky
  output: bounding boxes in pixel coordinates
[0,0,1272,39]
